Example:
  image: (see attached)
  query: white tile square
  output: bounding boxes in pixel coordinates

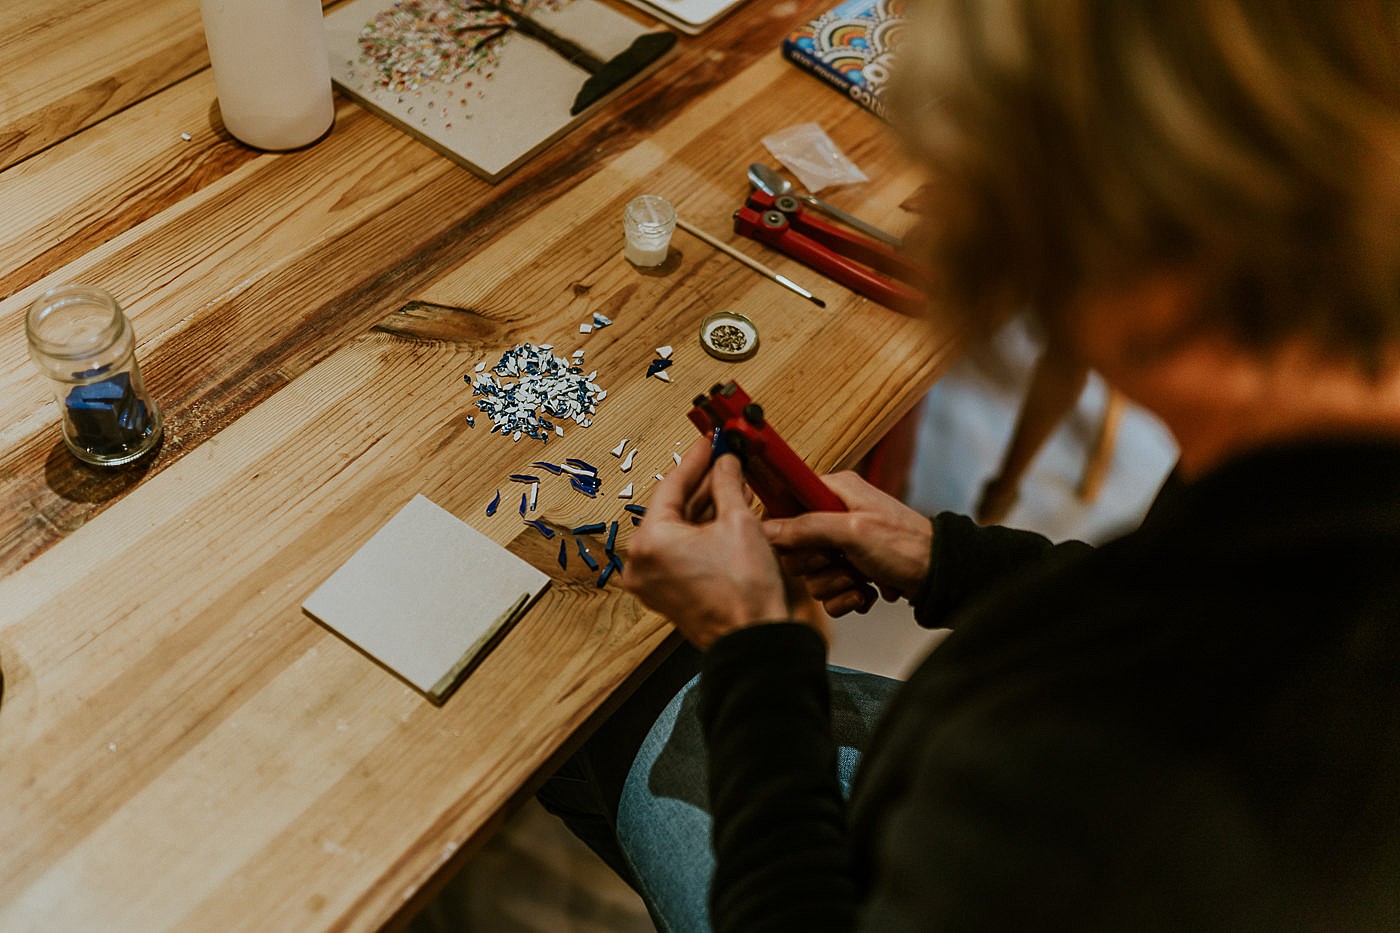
[304,494,549,703]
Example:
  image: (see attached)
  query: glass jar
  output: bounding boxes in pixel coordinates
[623,194,676,267]
[25,285,163,466]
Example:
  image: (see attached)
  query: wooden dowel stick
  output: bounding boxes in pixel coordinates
[675,217,826,309]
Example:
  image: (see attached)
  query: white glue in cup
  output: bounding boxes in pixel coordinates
[624,195,677,267]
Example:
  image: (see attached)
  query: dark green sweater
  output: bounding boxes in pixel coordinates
[700,440,1400,932]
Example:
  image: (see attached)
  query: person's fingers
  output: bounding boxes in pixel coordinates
[783,572,828,630]
[650,435,713,520]
[764,510,858,552]
[707,454,752,518]
[823,589,871,618]
[778,546,828,574]
[805,567,863,601]
[817,588,862,616]
[820,470,894,508]
[682,470,714,522]
[684,496,716,524]
[777,550,833,578]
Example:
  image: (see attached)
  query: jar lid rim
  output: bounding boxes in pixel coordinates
[26,285,125,358]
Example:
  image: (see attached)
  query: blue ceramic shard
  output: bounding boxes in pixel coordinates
[486,490,501,516]
[524,519,555,539]
[65,372,149,447]
[531,461,564,474]
[557,539,568,569]
[710,426,743,462]
[596,561,615,587]
[518,492,529,516]
[623,504,647,516]
[509,473,540,483]
[576,539,599,570]
[68,373,128,405]
[570,522,607,536]
[467,343,605,444]
[605,521,619,553]
[564,457,598,474]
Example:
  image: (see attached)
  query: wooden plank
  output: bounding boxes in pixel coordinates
[0,44,953,931]
[0,0,208,171]
[0,0,364,173]
[0,1,829,578]
[0,70,260,303]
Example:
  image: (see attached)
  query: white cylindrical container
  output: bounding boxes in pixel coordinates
[199,0,335,150]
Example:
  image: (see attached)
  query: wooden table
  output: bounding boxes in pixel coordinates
[0,1,955,928]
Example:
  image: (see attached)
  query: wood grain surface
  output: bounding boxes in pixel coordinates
[0,1,956,928]
[0,0,205,171]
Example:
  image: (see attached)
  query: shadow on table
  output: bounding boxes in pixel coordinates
[44,436,161,504]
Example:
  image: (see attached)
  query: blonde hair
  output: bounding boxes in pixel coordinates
[896,0,1400,370]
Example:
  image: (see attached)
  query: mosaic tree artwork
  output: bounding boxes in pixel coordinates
[358,0,674,113]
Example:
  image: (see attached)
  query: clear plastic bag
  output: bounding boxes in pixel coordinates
[761,123,869,192]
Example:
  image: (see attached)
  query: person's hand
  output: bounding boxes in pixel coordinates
[624,437,813,649]
[763,472,933,617]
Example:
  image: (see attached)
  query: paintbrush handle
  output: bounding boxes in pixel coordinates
[675,217,823,306]
[677,217,780,278]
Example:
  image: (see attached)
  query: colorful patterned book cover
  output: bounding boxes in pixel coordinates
[781,0,905,121]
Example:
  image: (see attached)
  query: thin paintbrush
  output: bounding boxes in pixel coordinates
[675,217,826,309]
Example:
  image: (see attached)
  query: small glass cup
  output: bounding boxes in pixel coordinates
[26,285,163,466]
[623,195,677,267]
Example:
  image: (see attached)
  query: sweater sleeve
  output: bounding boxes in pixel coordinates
[910,512,1094,629]
[699,623,856,933]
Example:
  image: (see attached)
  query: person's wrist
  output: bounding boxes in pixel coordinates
[721,595,789,634]
[705,616,823,653]
[756,591,791,624]
[896,516,934,595]
[693,610,781,649]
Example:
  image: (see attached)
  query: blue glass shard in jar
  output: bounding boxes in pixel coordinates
[26,285,162,466]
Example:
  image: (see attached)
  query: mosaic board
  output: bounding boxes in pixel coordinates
[325,0,673,181]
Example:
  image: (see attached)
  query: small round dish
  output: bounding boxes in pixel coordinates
[699,312,759,362]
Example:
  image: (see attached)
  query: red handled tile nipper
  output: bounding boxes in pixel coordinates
[689,380,877,612]
[733,190,926,313]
